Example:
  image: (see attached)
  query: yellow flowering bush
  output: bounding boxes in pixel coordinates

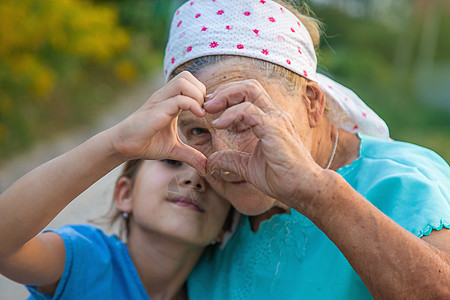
[114,60,137,82]
[0,0,129,95]
[0,0,135,160]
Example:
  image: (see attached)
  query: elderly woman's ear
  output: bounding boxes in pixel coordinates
[303,81,326,127]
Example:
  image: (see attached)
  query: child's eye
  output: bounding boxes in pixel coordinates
[161,159,184,167]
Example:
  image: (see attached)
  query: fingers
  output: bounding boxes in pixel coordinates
[179,71,207,99]
[206,150,251,181]
[160,71,206,106]
[161,95,206,118]
[212,102,273,139]
[204,79,279,114]
[172,143,207,175]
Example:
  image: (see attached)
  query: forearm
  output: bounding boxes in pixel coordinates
[0,130,124,257]
[297,170,450,299]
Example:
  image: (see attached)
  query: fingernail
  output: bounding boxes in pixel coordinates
[212,118,220,125]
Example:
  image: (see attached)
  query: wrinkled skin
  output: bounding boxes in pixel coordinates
[177,58,338,216]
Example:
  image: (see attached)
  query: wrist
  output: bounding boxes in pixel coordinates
[292,169,343,223]
[97,129,130,165]
[101,124,134,162]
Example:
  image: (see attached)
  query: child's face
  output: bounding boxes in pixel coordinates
[129,159,231,246]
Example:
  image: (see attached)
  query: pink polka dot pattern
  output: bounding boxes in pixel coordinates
[316,73,390,139]
[164,0,317,83]
[164,0,390,140]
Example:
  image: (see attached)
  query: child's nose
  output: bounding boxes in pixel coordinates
[181,171,205,192]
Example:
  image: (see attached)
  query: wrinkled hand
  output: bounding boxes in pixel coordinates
[205,79,324,208]
[109,71,207,172]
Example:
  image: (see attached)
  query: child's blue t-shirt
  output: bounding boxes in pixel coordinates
[26,224,150,300]
[187,135,450,299]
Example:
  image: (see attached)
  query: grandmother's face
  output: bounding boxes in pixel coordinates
[178,58,312,215]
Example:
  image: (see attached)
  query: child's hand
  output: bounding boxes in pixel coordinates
[109,71,207,172]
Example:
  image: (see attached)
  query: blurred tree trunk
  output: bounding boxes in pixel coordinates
[393,0,442,81]
[415,0,441,78]
[393,3,417,80]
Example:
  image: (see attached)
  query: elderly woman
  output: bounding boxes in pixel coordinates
[164,0,450,298]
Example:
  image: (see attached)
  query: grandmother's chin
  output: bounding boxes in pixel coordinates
[225,184,277,216]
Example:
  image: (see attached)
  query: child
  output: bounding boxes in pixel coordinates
[0,71,231,299]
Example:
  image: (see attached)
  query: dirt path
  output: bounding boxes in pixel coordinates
[0,73,164,299]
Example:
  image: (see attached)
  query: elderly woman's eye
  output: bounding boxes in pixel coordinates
[185,127,211,146]
[191,128,207,135]
[161,159,184,167]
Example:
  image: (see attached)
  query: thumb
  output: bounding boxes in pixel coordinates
[207,150,250,181]
[172,143,207,175]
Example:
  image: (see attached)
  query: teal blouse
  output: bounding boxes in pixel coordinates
[188,135,450,299]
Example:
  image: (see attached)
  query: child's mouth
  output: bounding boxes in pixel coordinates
[168,196,205,212]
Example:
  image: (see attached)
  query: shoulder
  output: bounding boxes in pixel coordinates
[50,224,123,262]
[27,225,144,299]
[341,135,450,188]
[55,224,114,242]
[54,224,113,244]
[340,135,450,237]
[361,135,448,172]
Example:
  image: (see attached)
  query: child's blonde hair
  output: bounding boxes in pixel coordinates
[93,159,143,240]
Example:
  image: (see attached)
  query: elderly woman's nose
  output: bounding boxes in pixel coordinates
[212,130,240,152]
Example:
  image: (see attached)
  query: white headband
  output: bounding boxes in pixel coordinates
[164,0,390,140]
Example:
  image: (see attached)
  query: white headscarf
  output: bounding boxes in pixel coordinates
[164,0,389,139]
